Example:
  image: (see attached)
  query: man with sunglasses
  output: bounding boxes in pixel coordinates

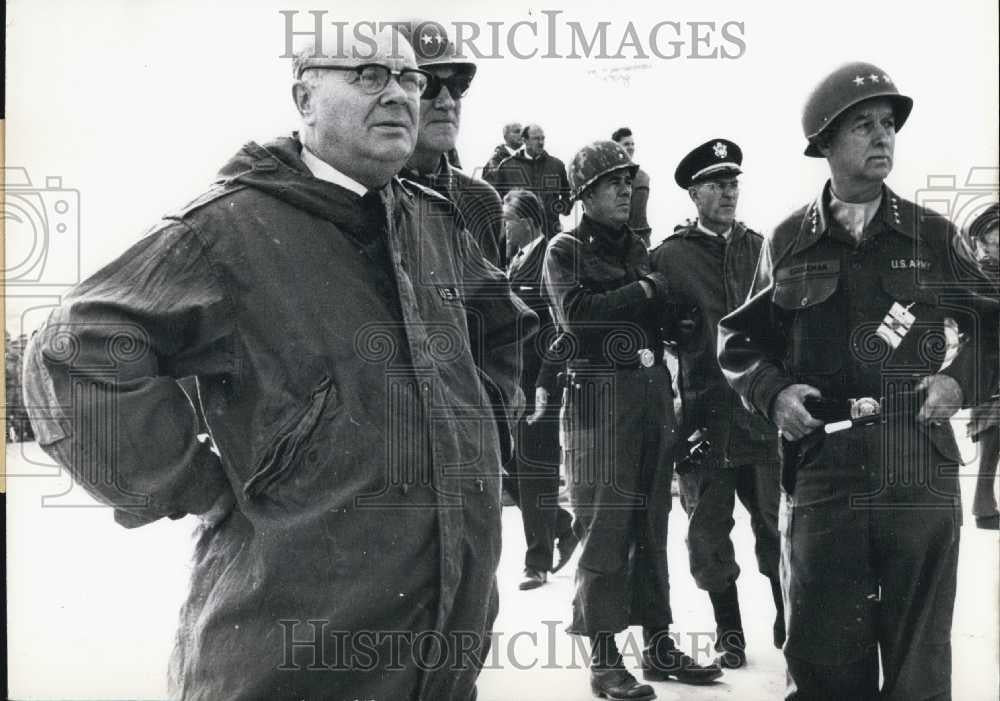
[650,139,783,671]
[400,22,504,267]
[22,25,534,701]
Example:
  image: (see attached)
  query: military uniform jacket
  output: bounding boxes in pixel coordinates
[651,221,776,465]
[719,182,981,466]
[508,236,562,401]
[23,136,536,701]
[542,215,669,369]
[401,154,504,267]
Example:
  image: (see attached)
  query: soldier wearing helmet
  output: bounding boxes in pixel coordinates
[719,62,985,699]
[544,140,723,699]
[398,20,504,265]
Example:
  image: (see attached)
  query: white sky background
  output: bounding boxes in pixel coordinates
[3,0,999,698]
[5,0,999,335]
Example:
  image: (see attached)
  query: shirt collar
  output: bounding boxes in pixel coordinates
[301,146,368,196]
[793,181,910,255]
[696,220,733,241]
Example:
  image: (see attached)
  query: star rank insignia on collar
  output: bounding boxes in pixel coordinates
[713,142,728,158]
[889,195,900,224]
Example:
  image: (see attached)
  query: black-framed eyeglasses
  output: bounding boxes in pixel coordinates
[422,73,473,101]
[315,64,431,96]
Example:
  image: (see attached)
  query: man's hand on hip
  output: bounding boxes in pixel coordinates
[773,384,825,441]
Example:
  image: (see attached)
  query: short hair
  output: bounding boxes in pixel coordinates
[969,202,1000,241]
[503,190,545,232]
[611,127,632,143]
[503,122,521,135]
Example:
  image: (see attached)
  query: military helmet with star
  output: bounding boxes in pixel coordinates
[398,19,477,74]
[801,61,912,157]
[674,139,743,189]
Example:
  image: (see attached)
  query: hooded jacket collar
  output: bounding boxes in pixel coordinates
[214,134,412,244]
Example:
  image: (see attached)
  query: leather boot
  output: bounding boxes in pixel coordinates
[710,584,746,668]
[640,628,723,685]
[590,633,656,700]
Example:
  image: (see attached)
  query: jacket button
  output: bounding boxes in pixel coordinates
[400,483,410,495]
[800,296,809,305]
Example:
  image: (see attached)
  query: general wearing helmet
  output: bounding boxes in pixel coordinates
[400,19,477,76]
[801,61,913,157]
[567,141,638,201]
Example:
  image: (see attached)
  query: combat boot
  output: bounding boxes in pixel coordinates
[640,629,723,685]
[710,583,746,668]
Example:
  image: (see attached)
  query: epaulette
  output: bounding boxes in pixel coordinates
[165,181,248,222]
[770,203,812,268]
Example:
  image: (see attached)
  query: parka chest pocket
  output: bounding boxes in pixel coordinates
[772,265,844,375]
[244,375,344,499]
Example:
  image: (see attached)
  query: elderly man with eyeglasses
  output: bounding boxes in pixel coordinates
[650,139,783,671]
[22,25,534,701]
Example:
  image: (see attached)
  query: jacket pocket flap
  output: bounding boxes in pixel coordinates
[773,274,839,310]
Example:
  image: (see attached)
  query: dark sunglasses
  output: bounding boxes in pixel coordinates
[422,73,473,101]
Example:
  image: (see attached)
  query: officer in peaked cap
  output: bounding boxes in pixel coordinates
[673,139,743,189]
[544,140,723,699]
[653,138,783,671]
[719,62,985,699]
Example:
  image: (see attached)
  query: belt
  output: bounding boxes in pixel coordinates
[807,392,924,434]
[567,347,661,370]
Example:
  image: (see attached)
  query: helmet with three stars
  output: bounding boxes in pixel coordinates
[398,19,477,76]
[674,138,743,189]
[802,61,913,158]
[567,141,639,201]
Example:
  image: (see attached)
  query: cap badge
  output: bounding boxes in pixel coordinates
[713,142,728,158]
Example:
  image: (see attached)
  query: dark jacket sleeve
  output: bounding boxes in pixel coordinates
[21,221,234,528]
[457,177,504,268]
[535,332,567,395]
[457,228,539,457]
[542,234,669,330]
[718,236,796,418]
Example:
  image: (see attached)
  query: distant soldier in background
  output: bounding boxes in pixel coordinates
[612,127,653,247]
[493,123,572,241]
[651,138,782,670]
[504,188,579,591]
[483,122,524,182]
[963,202,999,529]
